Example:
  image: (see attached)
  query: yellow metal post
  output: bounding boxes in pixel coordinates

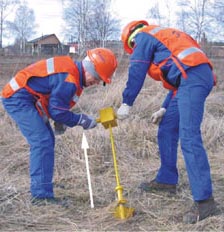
[97,107,135,220]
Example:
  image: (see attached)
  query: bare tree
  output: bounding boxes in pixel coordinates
[163,0,173,27]
[146,2,164,25]
[88,0,120,47]
[176,0,212,42]
[6,2,37,53]
[209,0,224,41]
[146,0,175,27]
[63,0,91,55]
[0,0,20,48]
[62,0,120,55]
[213,0,224,23]
[176,4,189,32]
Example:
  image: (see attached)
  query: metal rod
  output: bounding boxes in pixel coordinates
[109,124,121,186]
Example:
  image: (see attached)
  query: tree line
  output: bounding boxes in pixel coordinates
[0,0,223,54]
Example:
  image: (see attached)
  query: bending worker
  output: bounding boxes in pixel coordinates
[117,20,217,224]
[1,48,117,205]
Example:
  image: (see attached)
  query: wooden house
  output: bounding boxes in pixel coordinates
[28,34,63,55]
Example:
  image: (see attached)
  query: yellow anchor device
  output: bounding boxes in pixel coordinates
[97,107,135,219]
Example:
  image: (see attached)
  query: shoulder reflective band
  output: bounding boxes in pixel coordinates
[148,27,165,35]
[46,58,55,74]
[177,47,204,60]
[9,77,20,91]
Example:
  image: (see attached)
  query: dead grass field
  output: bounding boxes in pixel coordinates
[1,55,224,231]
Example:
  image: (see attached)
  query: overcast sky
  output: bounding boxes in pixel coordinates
[26,0,64,40]
[25,0,177,42]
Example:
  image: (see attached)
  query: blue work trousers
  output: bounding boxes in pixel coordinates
[156,64,214,201]
[3,91,55,198]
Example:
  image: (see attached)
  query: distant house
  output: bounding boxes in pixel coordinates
[28,34,63,55]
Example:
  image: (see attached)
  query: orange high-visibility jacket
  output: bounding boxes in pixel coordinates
[140,25,214,90]
[2,56,83,117]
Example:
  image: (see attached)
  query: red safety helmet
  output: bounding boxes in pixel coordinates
[121,20,149,54]
[87,48,117,83]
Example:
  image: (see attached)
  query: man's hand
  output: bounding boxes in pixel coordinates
[54,122,67,135]
[151,108,166,124]
[117,103,131,120]
[77,114,97,130]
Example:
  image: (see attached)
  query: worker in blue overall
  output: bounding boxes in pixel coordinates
[2,48,117,205]
[117,20,217,224]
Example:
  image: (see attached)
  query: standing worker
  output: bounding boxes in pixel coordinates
[117,20,217,224]
[1,48,117,205]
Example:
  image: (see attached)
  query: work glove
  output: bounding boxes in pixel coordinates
[77,114,97,130]
[151,108,166,124]
[117,103,131,120]
[54,122,67,135]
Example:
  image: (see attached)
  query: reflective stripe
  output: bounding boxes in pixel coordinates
[46,58,55,74]
[72,94,79,102]
[177,47,204,60]
[9,78,20,91]
[149,27,164,35]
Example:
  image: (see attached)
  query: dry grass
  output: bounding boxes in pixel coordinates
[1,56,224,231]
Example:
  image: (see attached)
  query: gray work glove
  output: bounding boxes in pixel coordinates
[54,122,67,135]
[77,114,97,130]
[151,108,166,124]
[117,103,131,120]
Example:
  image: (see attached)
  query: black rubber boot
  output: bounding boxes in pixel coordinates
[183,197,217,224]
